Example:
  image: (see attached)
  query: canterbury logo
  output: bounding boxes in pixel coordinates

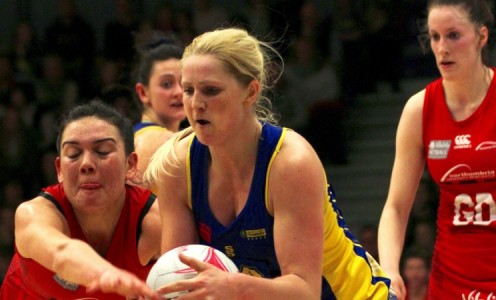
[455,135,471,146]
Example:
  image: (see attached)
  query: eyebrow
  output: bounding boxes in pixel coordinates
[62,137,117,148]
[159,72,178,77]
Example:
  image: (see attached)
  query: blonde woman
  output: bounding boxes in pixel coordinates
[146,28,394,299]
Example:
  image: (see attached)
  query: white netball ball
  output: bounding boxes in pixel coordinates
[146,244,238,299]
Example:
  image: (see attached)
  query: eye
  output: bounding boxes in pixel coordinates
[93,141,116,157]
[447,31,460,40]
[203,86,221,96]
[183,87,194,96]
[429,33,440,41]
[65,149,81,159]
[161,81,173,89]
[95,145,113,157]
[96,150,110,157]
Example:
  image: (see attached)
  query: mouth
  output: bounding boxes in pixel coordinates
[80,183,101,190]
[196,119,210,126]
[170,103,183,108]
[439,60,455,67]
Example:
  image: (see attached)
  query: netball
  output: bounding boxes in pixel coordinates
[146,244,238,298]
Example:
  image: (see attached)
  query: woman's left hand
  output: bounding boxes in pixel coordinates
[156,253,239,299]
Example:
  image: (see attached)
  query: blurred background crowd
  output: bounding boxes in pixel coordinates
[0,0,470,288]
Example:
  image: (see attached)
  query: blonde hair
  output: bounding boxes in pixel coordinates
[183,27,282,124]
[144,127,194,188]
[144,28,284,187]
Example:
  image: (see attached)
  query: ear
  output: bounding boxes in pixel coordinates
[479,26,489,48]
[244,80,260,105]
[55,157,63,183]
[135,82,150,105]
[125,152,139,181]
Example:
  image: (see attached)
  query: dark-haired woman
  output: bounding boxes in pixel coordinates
[133,32,186,187]
[0,100,161,300]
[378,1,496,299]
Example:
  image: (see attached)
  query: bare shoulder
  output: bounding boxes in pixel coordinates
[16,196,61,223]
[174,131,194,159]
[403,89,426,116]
[270,130,324,182]
[135,128,174,154]
[266,129,327,214]
[136,127,171,142]
[395,89,427,152]
[147,129,194,184]
[279,130,321,162]
[164,130,193,172]
[15,195,68,257]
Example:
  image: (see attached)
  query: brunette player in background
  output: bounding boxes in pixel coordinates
[378,0,496,299]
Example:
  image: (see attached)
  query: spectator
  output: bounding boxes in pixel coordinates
[6,84,37,128]
[278,34,347,164]
[10,21,41,82]
[0,106,39,186]
[153,2,177,37]
[331,0,369,105]
[174,8,197,47]
[33,53,79,150]
[43,0,96,96]
[359,224,379,261]
[192,0,230,34]
[92,58,126,98]
[34,146,59,190]
[103,0,139,65]
[239,0,272,38]
[0,179,25,284]
[34,53,79,113]
[401,247,429,300]
[101,84,140,125]
[0,55,16,104]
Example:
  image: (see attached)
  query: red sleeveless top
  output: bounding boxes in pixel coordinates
[423,72,496,298]
[0,184,155,299]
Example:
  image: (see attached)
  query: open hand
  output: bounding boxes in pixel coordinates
[156,253,239,299]
[86,267,161,300]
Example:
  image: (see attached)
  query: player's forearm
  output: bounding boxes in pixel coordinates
[378,207,408,274]
[51,239,113,286]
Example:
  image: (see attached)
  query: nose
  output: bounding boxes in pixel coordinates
[80,152,96,174]
[435,37,449,55]
[174,83,183,98]
[191,93,206,110]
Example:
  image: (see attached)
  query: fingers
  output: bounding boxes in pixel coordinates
[156,279,192,295]
[155,255,204,297]
[391,277,407,300]
[178,252,210,272]
[157,254,228,299]
[86,271,160,300]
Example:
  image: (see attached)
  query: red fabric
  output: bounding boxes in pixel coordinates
[0,184,154,299]
[422,70,496,298]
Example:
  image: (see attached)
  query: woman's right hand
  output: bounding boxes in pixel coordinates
[389,272,407,300]
[86,267,160,300]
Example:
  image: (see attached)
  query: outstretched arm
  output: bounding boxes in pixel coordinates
[14,197,159,299]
